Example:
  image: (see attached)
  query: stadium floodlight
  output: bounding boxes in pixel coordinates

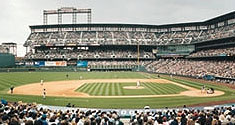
[43,7,92,25]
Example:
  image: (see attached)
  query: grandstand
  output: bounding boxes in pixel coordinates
[0,101,233,125]
[23,8,235,84]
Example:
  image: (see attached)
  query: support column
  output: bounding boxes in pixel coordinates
[58,13,62,24]
[72,12,77,24]
[43,13,48,25]
[88,12,91,24]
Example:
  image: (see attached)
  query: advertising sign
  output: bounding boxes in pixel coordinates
[45,61,67,66]
[34,61,45,67]
[77,61,88,67]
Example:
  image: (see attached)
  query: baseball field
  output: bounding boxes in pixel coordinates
[76,82,187,96]
[0,71,235,108]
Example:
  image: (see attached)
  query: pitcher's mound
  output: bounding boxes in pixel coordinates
[123,86,145,89]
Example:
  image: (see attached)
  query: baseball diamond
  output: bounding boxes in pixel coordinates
[0,71,232,109]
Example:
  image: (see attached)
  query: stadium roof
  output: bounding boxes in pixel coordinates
[30,22,203,30]
[204,11,235,24]
[29,11,235,30]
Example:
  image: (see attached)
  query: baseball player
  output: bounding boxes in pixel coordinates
[10,85,14,94]
[40,79,44,86]
[137,81,140,88]
[66,74,69,78]
[43,89,46,99]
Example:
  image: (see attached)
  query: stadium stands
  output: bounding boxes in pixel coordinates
[129,106,235,125]
[26,31,199,47]
[25,49,155,60]
[0,101,234,124]
[24,23,235,66]
[146,59,235,84]
[23,11,235,84]
[0,101,124,125]
[24,23,235,47]
[195,23,235,43]
[189,47,235,57]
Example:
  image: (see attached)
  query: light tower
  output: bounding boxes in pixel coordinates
[43,7,92,25]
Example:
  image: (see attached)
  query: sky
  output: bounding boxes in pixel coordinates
[0,0,234,57]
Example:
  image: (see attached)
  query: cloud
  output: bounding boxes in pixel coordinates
[0,0,234,56]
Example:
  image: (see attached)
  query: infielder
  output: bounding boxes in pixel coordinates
[40,79,44,86]
[43,89,46,99]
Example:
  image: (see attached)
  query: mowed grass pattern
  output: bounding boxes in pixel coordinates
[76,82,187,96]
[0,72,148,92]
[0,72,234,108]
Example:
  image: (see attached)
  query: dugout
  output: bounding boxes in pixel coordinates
[0,53,15,68]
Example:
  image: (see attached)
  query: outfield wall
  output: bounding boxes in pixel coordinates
[0,53,15,68]
[0,66,145,72]
[0,67,87,72]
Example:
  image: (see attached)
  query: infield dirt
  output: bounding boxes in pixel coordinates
[10,79,224,98]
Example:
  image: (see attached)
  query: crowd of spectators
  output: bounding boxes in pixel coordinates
[25,30,202,47]
[146,59,235,84]
[25,49,154,60]
[130,106,235,125]
[88,61,151,67]
[189,47,235,57]
[155,31,201,45]
[0,101,124,125]
[195,23,235,42]
[0,100,234,125]
[24,23,235,48]
[215,79,235,85]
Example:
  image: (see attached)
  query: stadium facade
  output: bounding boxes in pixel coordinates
[24,9,235,82]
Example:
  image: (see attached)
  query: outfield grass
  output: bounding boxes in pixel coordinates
[76,82,187,96]
[0,72,234,108]
[0,72,148,92]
